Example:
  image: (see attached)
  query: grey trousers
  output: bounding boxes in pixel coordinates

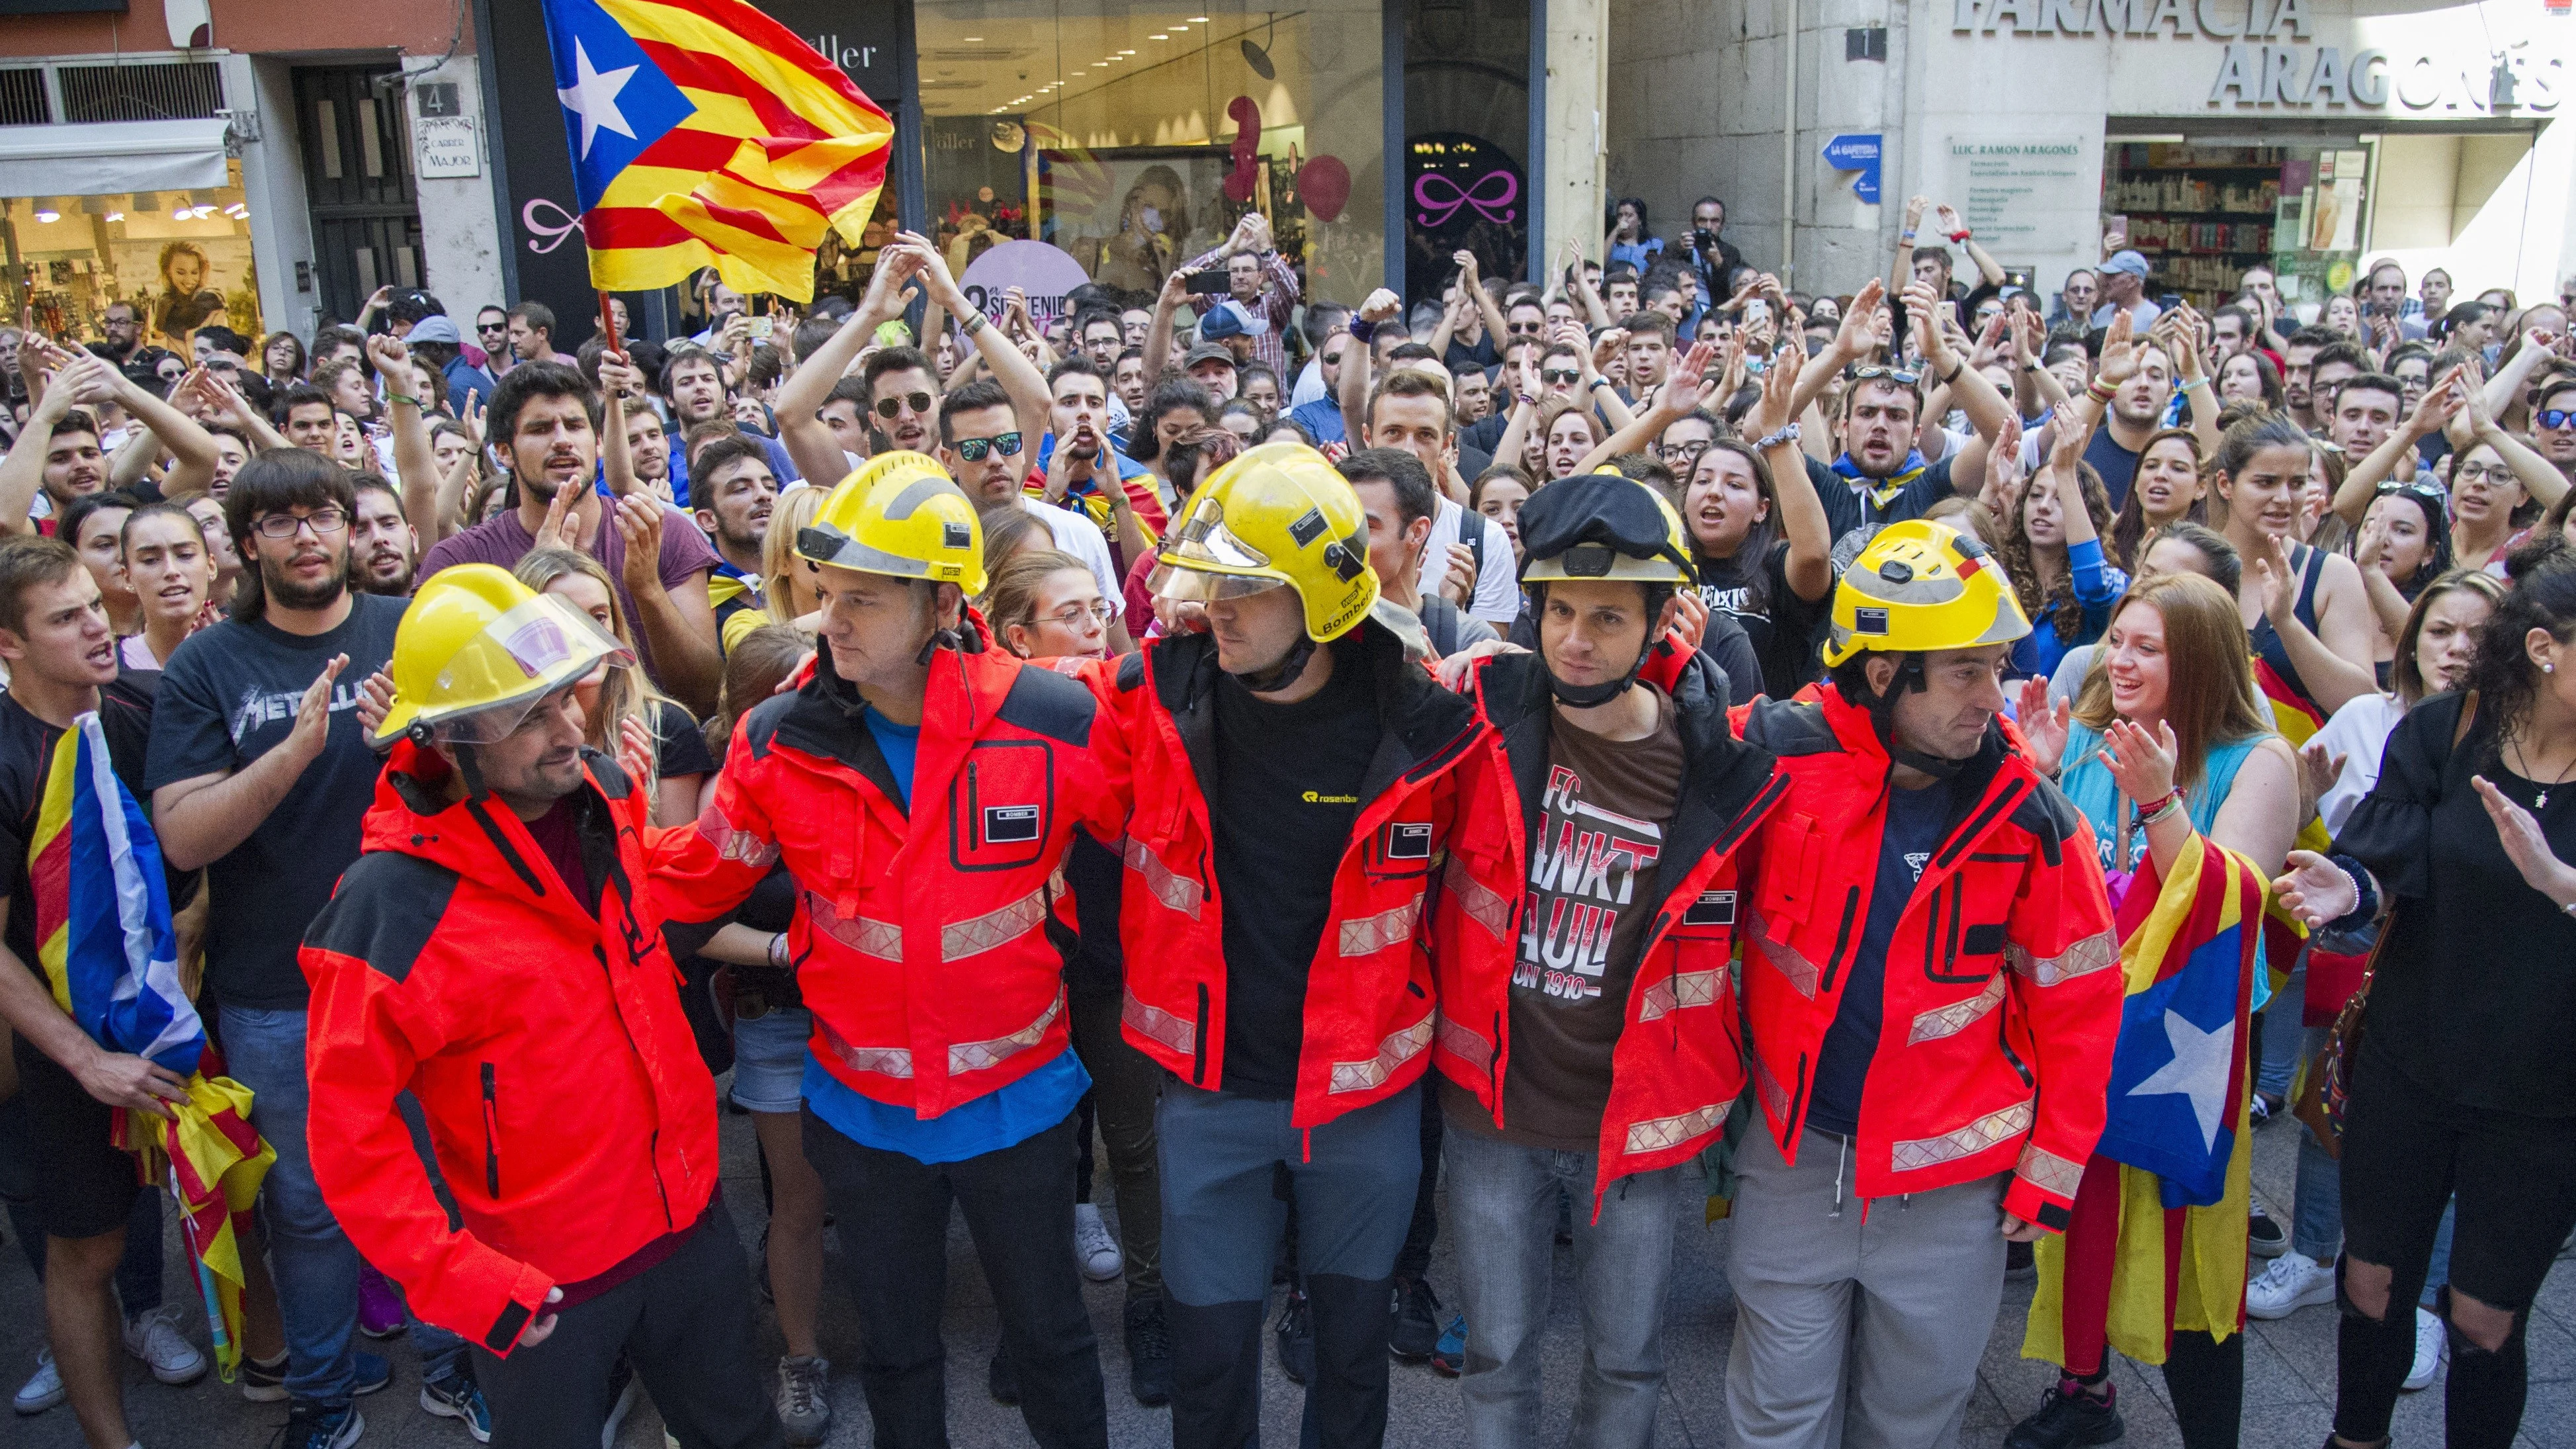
[1723,1125,2008,1449]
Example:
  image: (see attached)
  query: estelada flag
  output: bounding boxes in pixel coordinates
[540,0,892,302]
[2092,830,2264,1209]
[30,713,274,1380]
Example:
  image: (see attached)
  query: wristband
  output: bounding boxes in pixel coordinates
[2139,787,2187,826]
[1348,318,1378,343]
[961,310,988,337]
[1588,376,1612,390]
[1948,229,1972,244]
[1936,359,1963,385]
[1754,421,1801,450]
[768,932,791,971]
[1900,229,1918,242]
[2086,378,2120,402]
[2021,360,2046,373]
[386,393,425,410]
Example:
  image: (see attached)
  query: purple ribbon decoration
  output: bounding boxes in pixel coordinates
[1413,170,1518,228]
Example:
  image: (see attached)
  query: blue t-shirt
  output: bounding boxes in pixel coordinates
[1287,398,1347,447]
[667,429,800,509]
[799,706,1091,1164]
[1806,777,1952,1136]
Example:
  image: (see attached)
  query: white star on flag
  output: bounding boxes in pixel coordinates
[557,38,639,159]
[2127,1007,2235,1152]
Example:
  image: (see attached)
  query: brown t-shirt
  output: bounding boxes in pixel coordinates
[1447,687,1686,1153]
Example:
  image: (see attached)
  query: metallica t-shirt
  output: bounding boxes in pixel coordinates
[1465,688,1686,1152]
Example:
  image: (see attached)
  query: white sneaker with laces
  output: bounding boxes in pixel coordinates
[1074,1202,1123,1282]
[2403,1305,2446,1391]
[122,1306,208,1386]
[13,1349,63,1415]
[2246,1250,2337,1319]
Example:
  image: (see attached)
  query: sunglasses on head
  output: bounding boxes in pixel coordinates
[875,391,935,419]
[953,431,1023,461]
[1844,365,1922,386]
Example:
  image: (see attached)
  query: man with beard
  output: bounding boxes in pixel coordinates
[0,349,221,534]
[1783,278,2012,550]
[348,475,416,595]
[660,345,797,509]
[2061,312,2186,508]
[149,451,490,1448]
[625,404,677,502]
[1027,359,1164,565]
[415,361,725,715]
[690,435,775,652]
[2279,326,2341,434]
[93,302,143,365]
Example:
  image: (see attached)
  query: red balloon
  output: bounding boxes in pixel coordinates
[1299,155,1350,224]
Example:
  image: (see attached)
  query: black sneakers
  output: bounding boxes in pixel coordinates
[2005,1376,2124,1449]
[1124,1297,1172,1407]
[1389,1277,1441,1362]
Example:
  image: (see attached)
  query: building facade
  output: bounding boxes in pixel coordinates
[1611,0,2572,315]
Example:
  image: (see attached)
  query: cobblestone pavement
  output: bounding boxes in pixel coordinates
[6,1095,2567,1446]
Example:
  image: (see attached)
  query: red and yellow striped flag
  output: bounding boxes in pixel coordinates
[542,0,892,302]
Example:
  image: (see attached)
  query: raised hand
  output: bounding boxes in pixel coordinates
[286,654,352,768]
[612,492,666,600]
[1832,278,1886,362]
[1656,340,1718,417]
[1358,288,1403,326]
[2473,776,2576,906]
[2100,717,2180,809]
[2272,849,2360,928]
[2297,739,2348,824]
[531,484,578,553]
[2014,675,2071,776]
[1746,336,1805,440]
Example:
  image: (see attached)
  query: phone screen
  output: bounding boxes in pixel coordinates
[1185,269,1230,296]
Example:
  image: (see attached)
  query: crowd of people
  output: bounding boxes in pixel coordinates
[0,185,2571,1449]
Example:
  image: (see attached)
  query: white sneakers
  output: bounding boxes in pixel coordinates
[2405,1305,2447,1391]
[124,1305,208,1385]
[1074,1202,1124,1282]
[2247,1251,2338,1319]
[13,1349,63,1415]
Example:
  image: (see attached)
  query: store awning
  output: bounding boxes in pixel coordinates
[0,119,232,198]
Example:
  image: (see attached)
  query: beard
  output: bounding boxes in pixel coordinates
[263,549,349,613]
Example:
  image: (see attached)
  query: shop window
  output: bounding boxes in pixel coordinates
[2,166,264,354]
[2105,139,2364,316]
[896,1,1385,331]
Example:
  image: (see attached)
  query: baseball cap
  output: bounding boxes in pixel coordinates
[406,315,463,345]
[2102,251,2151,281]
[1183,342,1239,372]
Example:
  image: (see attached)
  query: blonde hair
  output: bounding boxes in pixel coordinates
[511,547,672,790]
[2072,572,2272,789]
[762,486,826,627]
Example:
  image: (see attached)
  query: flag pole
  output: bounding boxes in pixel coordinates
[598,292,624,358]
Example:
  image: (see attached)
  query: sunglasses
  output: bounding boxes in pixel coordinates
[953,431,1023,462]
[2538,409,2575,431]
[874,391,935,419]
[1506,321,1543,336]
[1539,368,1581,385]
[477,321,507,333]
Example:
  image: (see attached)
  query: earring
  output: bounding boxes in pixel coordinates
[2550,663,2559,675]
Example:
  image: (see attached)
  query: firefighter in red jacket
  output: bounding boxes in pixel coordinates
[651,453,1121,1449]
[1430,471,1786,1445]
[1723,519,2120,1449]
[1091,441,1515,1449]
[301,564,782,1449]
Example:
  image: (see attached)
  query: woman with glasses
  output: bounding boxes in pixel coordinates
[259,331,306,385]
[980,548,1174,1404]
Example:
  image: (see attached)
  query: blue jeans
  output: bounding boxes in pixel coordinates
[1442,1123,1684,1449]
[221,1005,466,1403]
[2256,963,2307,1100]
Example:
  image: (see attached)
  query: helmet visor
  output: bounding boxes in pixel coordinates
[411,598,632,745]
[1160,499,1273,573]
[1149,559,1289,604]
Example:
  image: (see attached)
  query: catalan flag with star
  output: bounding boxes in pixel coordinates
[540,0,893,302]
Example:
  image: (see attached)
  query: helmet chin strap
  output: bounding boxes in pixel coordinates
[1545,633,1655,708]
[1229,633,1320,695]
[1857,655,1969,782]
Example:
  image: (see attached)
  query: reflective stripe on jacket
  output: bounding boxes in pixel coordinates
[1433,650,1785,1215]
[301,744,716,1356]
[1733,685,2120,1231]
[652,615,1125,1119]
[1090,613,1506,1129]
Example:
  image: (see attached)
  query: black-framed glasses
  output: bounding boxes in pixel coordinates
[954,431,1023,462]
[1539,368,1581,385]
[1043,600,1117,629]
[476,320,508,335]
[875,391,935,419]
[1658,439,1713,464]
[2538,409,2575,431]
[251,507,348,539]
[2451,464,2516,486]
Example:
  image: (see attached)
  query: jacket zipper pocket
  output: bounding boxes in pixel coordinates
[480,1063,501,1197]
[1191,983,1210,1087]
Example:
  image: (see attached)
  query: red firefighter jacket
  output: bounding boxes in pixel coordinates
[651,615,1123,1119]
[301,744,716,1357]
[1089,612,1511,1129]
[1733,685,2120,1231]
[1432,650,1786,1213]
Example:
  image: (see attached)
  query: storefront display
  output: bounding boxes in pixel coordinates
[2,168,264,351]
